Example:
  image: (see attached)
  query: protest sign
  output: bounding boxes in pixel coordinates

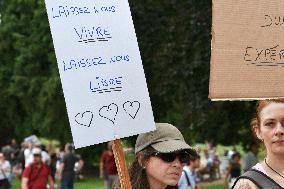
[24,135,41,145]
[209,0,284,100]
[44,0,155,148]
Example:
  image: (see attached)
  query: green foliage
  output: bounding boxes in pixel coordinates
[0,0,258,162]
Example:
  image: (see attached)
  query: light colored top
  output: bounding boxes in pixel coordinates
[0,160,11,180]
[252,163,267,175]
[41,151,50,164]
[24,148,34,167]
[178,166,197,189]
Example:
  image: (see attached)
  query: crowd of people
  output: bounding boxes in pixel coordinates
[1,98,284,189]
[110,100,283,189]
[0,139,84,189]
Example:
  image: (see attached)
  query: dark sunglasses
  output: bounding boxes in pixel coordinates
[150,151,191,164]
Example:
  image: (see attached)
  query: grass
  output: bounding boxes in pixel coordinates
[203,184,223,189]
[12,177,223,189]
[11,177,104,189]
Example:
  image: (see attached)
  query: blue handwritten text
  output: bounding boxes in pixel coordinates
[62,55,130,72]
[89,76,123,93]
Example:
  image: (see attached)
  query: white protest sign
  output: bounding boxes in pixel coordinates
[44,0,155,148]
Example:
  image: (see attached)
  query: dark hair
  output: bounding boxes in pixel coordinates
[113,146,178,189]
[232,152,241,159]
[248,142,257,150]
[190,154,200,161]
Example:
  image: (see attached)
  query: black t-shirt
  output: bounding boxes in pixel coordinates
[62,153,79,178]
[230,162,241,178]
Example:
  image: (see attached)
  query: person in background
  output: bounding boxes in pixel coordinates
[228,146,237,159]
[24,142,34,168]
[59,143,83,189]
[233,99,284,188]
[243,141,258,172]
[1,140,14,184]
[1,140,14,164]
[56,146,65,179]
[10,139,19,153]
[14,142,27,178]
[21,148,54,189]
[100,141,118,189]
[0,153,11,189]
[49,153,57,182]
[9,138,19,182]
[224,152,241,189]
[220,150,230,177]
[47,142,56,155]
[40,145,50,165]
[113,123,197,189]
[178,154,201,189]
[74,154,84,180]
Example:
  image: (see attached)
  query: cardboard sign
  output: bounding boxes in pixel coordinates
[209,0,284,100]
[44,0,155,148]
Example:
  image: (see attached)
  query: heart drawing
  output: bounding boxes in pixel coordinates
[75,111,94,127]
[123,101,141,119]
[99,103,119,124]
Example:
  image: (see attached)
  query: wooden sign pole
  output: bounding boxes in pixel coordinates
[112,139,132,189]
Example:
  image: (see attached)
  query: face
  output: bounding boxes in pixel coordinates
[232,155,240,163]
[12,139,16,145]
[251,144,258,154]
[144,154,183,188]
[0,154,4,162]
[257,103,284,155]
[192,158,201,169]
[33,154,42,164]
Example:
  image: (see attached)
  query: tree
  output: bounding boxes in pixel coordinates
[0,0,257,159]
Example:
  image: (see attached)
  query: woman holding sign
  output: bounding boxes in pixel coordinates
[233,99,284,189]
[114,123,197,189]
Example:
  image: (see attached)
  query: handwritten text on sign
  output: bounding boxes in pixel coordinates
[209,0,284,100]
[244,15,284,67]
[45,0,155,148]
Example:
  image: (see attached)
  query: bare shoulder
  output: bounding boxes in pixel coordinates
[233,178,259,189]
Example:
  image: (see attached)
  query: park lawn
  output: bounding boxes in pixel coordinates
[203,184,223,189]
[12,177,223,189]
[11,177,104,189]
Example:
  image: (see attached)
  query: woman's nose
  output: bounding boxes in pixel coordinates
[275,122,284,136]
[172,157,182,168]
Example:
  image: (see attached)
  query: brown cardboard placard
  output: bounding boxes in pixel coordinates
[209,0,284,100]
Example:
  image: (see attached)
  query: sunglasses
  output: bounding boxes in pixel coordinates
[150,151,191,164]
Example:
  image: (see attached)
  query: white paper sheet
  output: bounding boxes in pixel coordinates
[44,0,155,148]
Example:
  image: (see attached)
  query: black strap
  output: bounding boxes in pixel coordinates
[232,169,283,189]
[0,168,7,179]
[29,164,43,184]
[183,170,191,186]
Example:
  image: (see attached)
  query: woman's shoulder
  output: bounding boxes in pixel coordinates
[233,178,260,189]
